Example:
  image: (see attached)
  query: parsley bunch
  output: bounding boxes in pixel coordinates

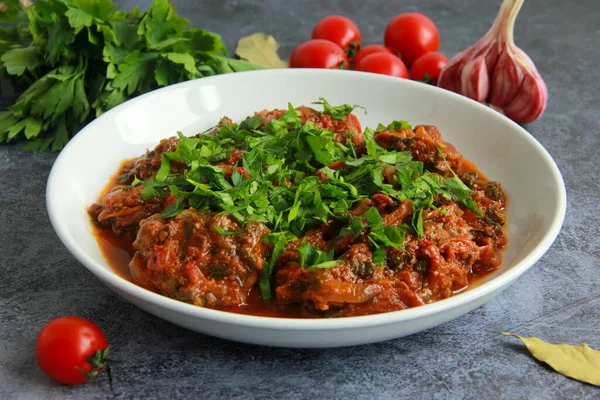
[132,99,482,298]
[0,0,261,151]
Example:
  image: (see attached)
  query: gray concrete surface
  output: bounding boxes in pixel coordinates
[1,0,599,398]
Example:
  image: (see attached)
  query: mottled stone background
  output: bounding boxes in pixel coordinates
[1,0,599,398]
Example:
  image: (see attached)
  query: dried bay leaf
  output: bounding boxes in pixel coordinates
[235,33,288,69]
[503,332,600,386]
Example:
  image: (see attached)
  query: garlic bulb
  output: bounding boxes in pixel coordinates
[438,0,547,124]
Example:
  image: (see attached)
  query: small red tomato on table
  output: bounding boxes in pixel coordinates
[411,52,449,84]
[355,52,409,78]
[312,15,362,57]
[36,316,112,386]
[289,39,350,69]
[384,13,440,66]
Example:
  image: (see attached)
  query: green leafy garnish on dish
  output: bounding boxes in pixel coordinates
[131,99,482,297]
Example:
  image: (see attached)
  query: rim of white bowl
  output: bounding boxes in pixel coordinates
[46,69,567,331]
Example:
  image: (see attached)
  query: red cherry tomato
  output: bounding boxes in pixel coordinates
[36,316,110,385]
[355,53,409,78]
[411,52,449,84]
[312,15,362,56]
[384,13,440,66]
[289,39,350,69]
[354,45,396,68]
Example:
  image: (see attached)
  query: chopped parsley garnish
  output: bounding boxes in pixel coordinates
[260,232,296,299]
[363,207,409,255]
[133,99,483,297]
[213,226,244,236]
[298,238,340,271]
[313,97,366,120]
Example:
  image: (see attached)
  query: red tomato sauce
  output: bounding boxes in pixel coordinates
[90,108,507,318]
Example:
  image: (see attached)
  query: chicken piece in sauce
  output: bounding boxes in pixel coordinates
[88,185,167,241]
[375,124,462,177]
[130,210,271,307]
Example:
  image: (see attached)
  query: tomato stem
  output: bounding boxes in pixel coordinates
[345,41,360,61]
[76,347,114,391]
[421,72,436,85]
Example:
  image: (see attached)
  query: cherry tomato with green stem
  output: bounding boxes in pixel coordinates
[384,13,440,66]
[289,39,350,69]
[36,316,112,386]
[312,15,362,57]
[411,52,449,84]
[353,44,396,68]
[355,53,409,78]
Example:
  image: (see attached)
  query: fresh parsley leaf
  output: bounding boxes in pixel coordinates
[0,46,39,76]
[155,153,171,181]
[364,206,384,236]
[193,165,233,191]
[259,231,297,300]
[363,127,379,159]
[213,225,245,236]
[164,52,200,77]
[444,176,482,216]
[297,238,315,268]
[411,208,424,237]
[387,120,412,131]
[375,123,387,132]
[239,115,263,130]
[297,238,341,271]
[173,28,227,55]
[112,50,159,96]
[231,168,244,187]
[372,247,387,266]
[378,151,412,165]
[137,0,189,48]
[160,196,185,218]
[385,224,407,245]
[437,147,483,216]
[305,135,335,165]
[206,54,262,74]
[364,206,406,257]
[350,216,365,237]
[313,97,366,120]
[307,260,340,271]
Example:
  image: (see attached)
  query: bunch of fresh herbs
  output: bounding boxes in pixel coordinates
[0,0,260,151]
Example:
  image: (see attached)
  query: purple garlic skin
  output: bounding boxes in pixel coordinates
[438,0,547,124]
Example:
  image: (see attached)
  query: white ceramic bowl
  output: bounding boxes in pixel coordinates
[46,69,566,348]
